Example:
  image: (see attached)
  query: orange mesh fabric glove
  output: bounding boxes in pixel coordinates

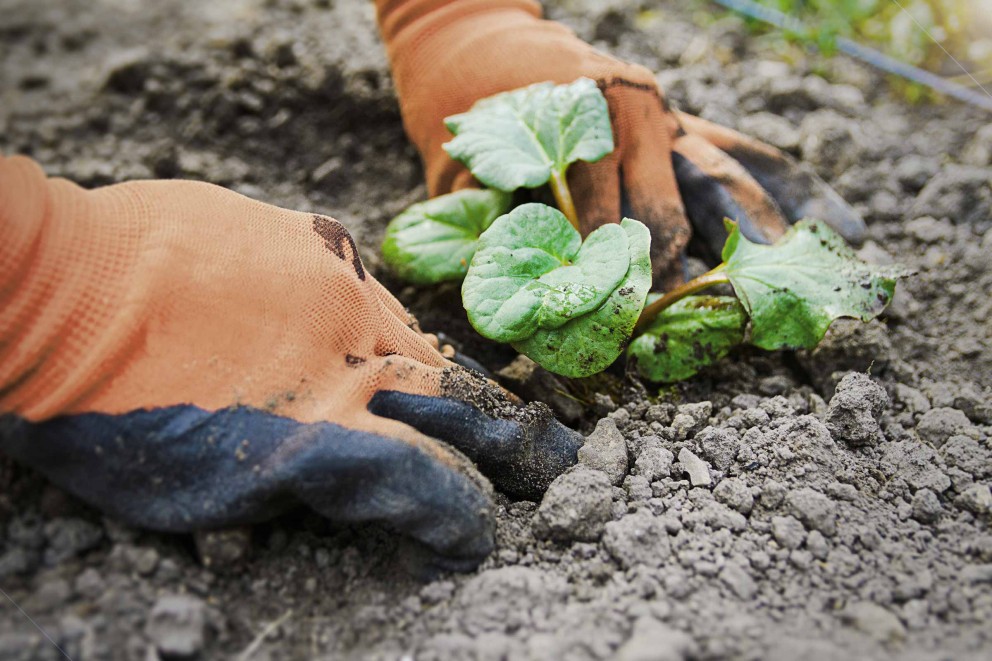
[375,0,865,283]
[0,154,581,570]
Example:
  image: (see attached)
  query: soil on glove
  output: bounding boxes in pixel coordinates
[2,1,991,659]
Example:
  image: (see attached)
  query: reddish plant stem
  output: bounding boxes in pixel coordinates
[633,266,730,336]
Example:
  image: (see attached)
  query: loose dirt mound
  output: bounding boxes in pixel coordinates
[1,1,990,659]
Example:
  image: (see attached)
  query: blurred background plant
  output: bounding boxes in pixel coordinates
[714,0,992,103]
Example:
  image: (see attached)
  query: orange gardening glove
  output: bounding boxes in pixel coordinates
[0,154,581,570]
[375,0,865,284]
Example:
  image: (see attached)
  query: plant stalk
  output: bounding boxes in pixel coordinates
[633,266,731,337]
[550,169,580,231]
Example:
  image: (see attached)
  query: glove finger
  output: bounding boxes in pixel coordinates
[368,365,582,501]
[0,407,495,571]
[569,152,622,237]
[598,79,692,288]
[677,113,866,244]
[672,132,791,262]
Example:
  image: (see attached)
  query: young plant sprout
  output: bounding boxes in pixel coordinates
[443,78,613,230]
[382,78,908,381]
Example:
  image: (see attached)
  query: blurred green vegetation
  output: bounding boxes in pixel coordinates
[728,0,992,101]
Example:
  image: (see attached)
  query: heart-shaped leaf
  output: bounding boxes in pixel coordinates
[443,78,614,192]
[628,296,746,383]
[722,219,907,350]
[462,203,631,343]
[512,218,652,378]
[381,189,512,285]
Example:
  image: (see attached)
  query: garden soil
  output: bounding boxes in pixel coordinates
[2,0,991,659]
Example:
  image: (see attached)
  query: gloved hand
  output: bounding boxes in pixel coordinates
[0,154,582,570]
[375,0,865,285]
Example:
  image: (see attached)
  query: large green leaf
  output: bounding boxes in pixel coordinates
[513,219,652,378]
[722,219,906,350]
[443,78,614,192]
[381,189,512,285]
[462,203,630,343]
[628,296,746,383]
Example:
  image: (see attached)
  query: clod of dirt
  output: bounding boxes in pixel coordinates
[880,440,952,493]
[615,617,695,661]
[800,109,868,178]
[962,124,992,166]
[633,443,674,483]
[695,426,742,470]
[825,372,888,447]
[677,448,711,487]
[455,567,568,635]
[910,488,943,524]
[42,517,103,565]
[602,510,671,569]
[672,401,712,440]
[194,527,252,570]
[798,320,894,396]
[713,477,753,515]
[532,466,612,543]
[784,487,837,536]
[941,435,990,478]
[719,562,759,599]
[737,112,800,152]
[770,515,806,550]
[146,594,207,657]
[578,418,629,485]
[839,602,906,644]
[956,484,992,515]
[910,164,992,229]
[916,407,977,447]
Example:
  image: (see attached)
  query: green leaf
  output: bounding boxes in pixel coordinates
[382,189,512,284]
[443,78,614,192]
[628,296,746,383]
[512,218,652,378]
[722,218,907,350]
[462,203,631,343]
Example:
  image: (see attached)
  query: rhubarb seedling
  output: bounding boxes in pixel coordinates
[462,204,650,378]
[382,189,511,284]
[443,78,612,229]
[630,219,909,382]
[380,78,909,384]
